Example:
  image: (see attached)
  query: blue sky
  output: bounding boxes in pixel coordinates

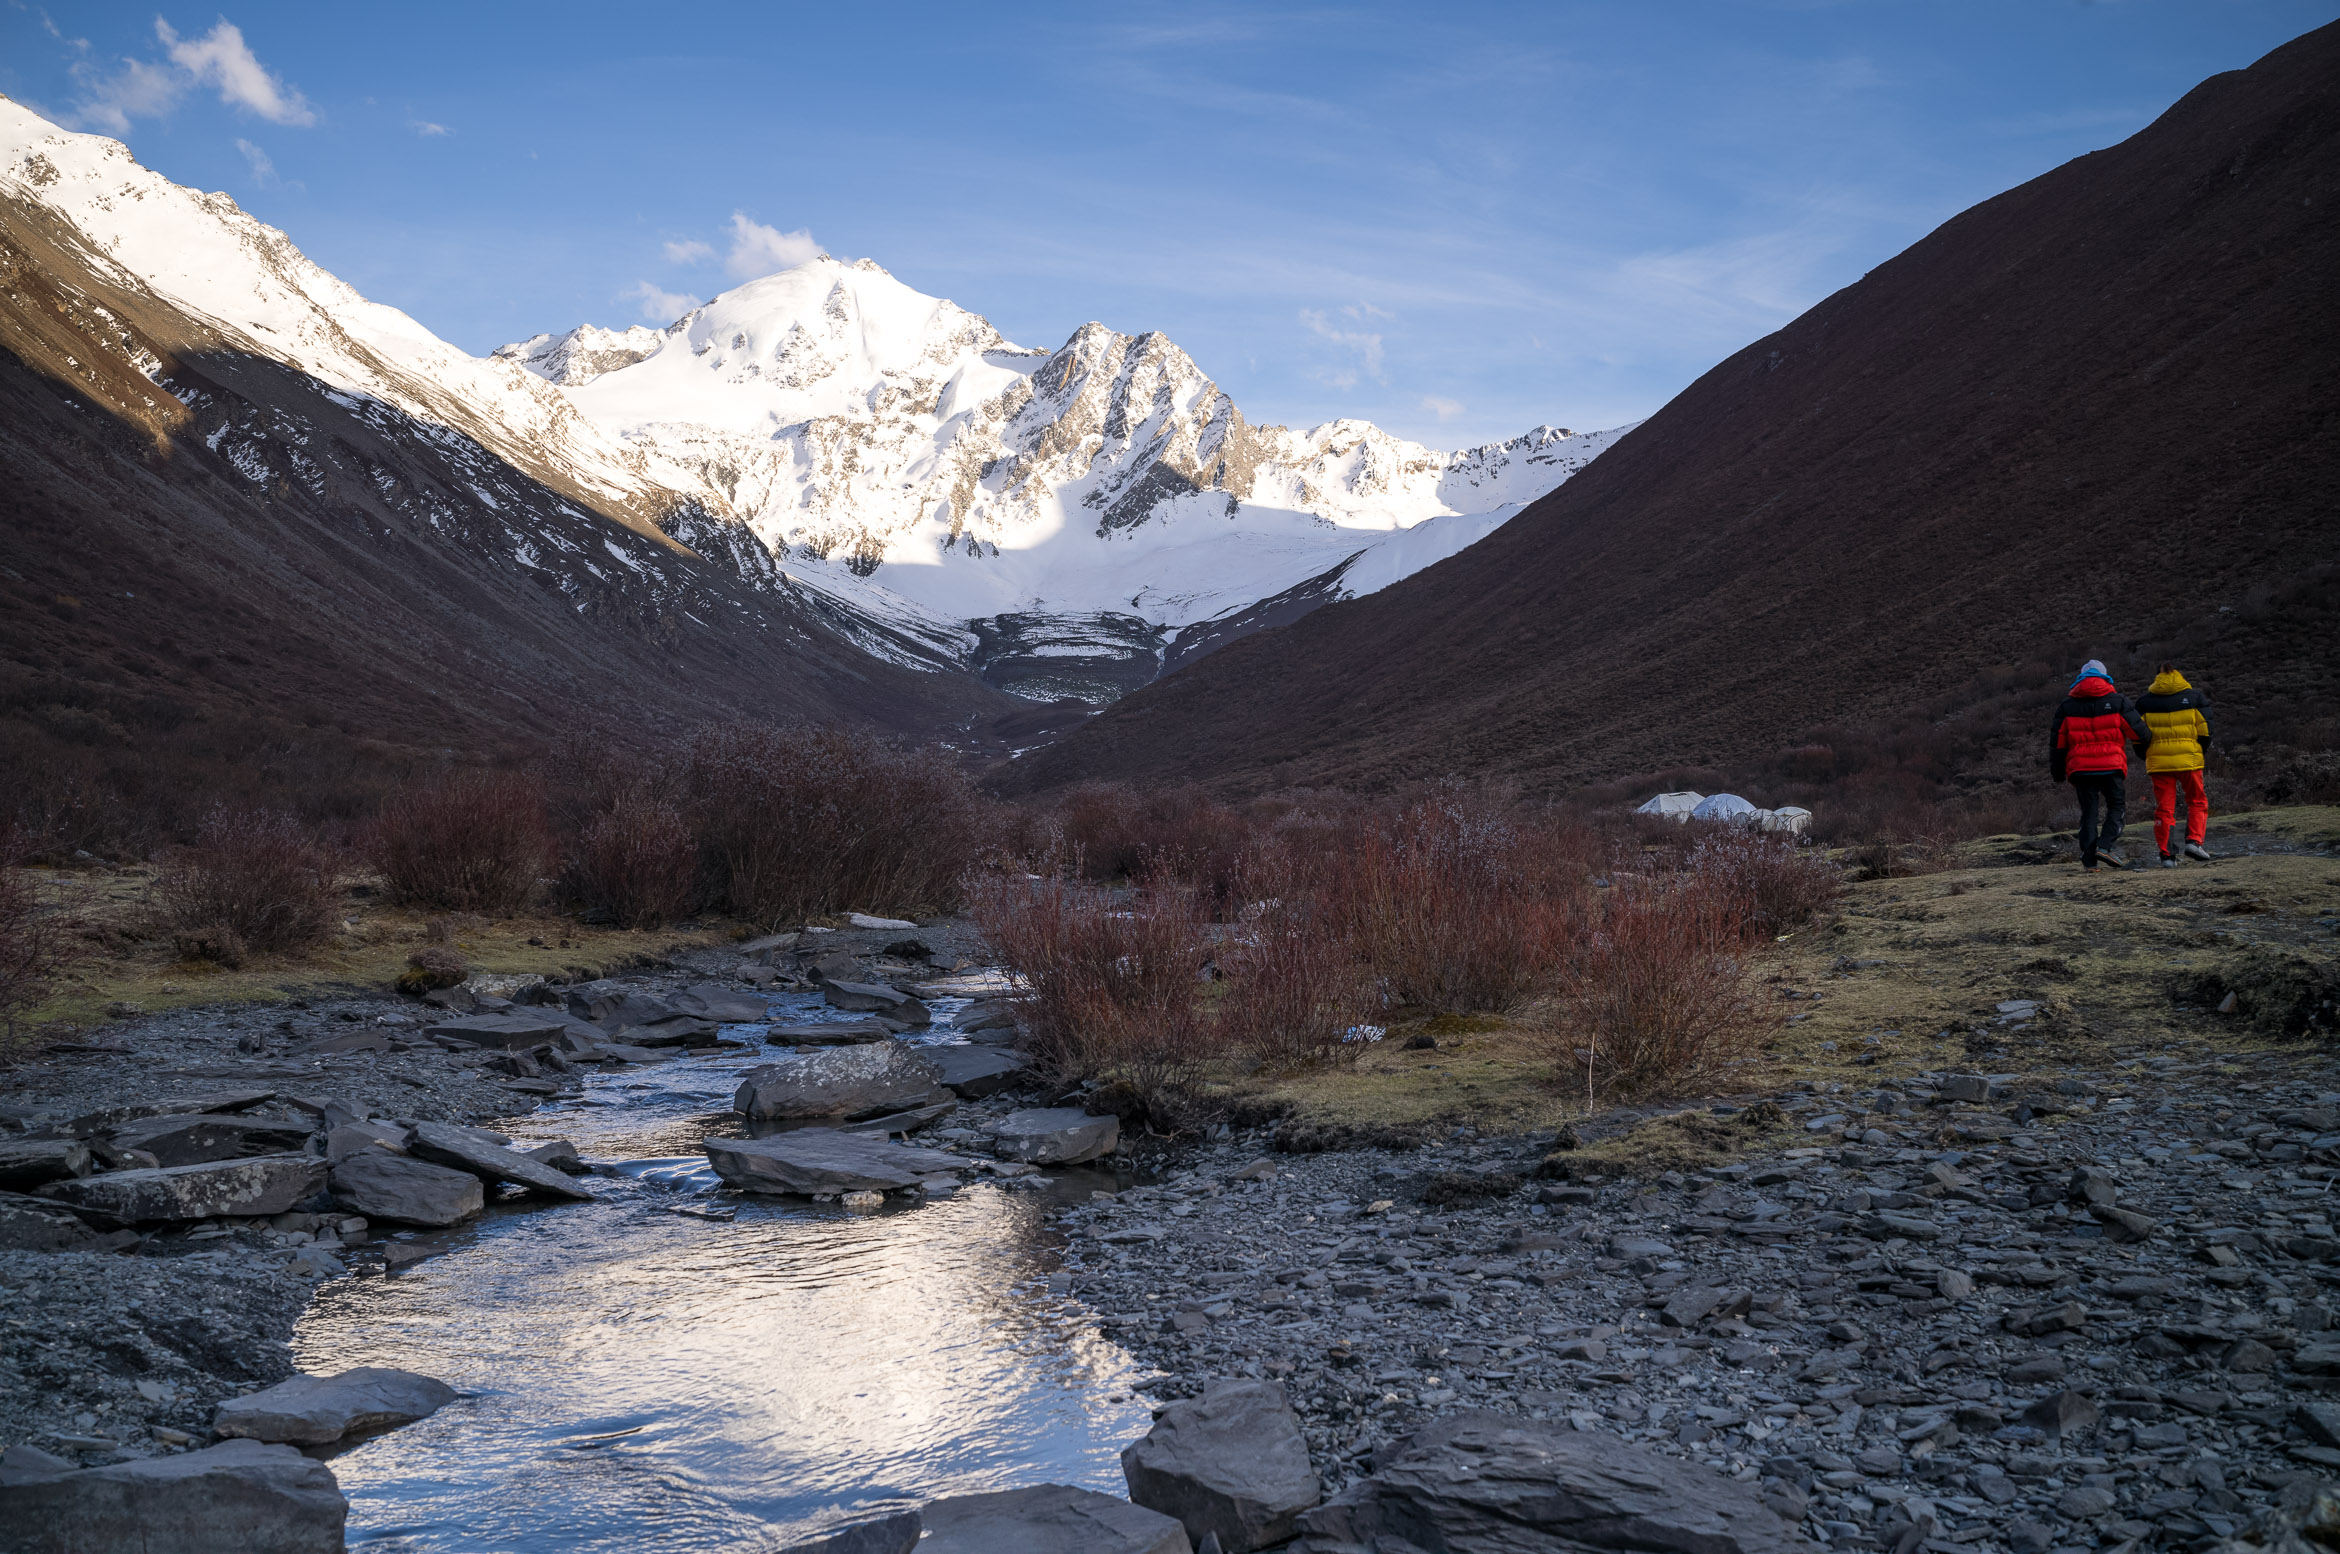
[5,2,2333,445]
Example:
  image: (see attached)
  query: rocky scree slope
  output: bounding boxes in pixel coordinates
[0,97,1020,774]
[509,256,1629,703]
[1002,19,2340,796]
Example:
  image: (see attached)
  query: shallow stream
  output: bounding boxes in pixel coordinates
[291,988,1152,1552]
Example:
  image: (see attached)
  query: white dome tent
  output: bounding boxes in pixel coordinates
[1633,791,1705,822]
[1689,793,1760,823]
[1633,791,1814,836]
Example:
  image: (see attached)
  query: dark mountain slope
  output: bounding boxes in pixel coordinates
[1001,22,2340,800]
[0,183,1021,838]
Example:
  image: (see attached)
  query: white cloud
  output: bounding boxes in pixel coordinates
[157,19,315,126]
[724,212,823,279]
[1300,307,1386,388]
[1420,395,1465,422]
[623,281,700,323]
[233,137,276,186]
[412,120,451,137]
[663,239,716,266]
[66,17,312,133]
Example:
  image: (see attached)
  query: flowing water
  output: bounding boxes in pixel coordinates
[291,988,1153,1552]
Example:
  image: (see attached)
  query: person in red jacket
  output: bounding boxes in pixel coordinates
[2049,659,2149,870]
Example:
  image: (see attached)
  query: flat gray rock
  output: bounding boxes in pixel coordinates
[929,1046,1027,1099]
[0,1190,110,1251]
[952,998,1020,1033]
[325,1122,409,1165]
[328,1151,484,1226]
[734,1044,948,1121]
[768,1020,894,1046]
[107,1114,313,1168]
[775,1510,922,1554]
[673,983,771,1022]
[0,1437,346,1554]
[1123,1380,1320,1552]
[0,1138,93,1190]
[921,1484,1190,1554]
[993,1108,1119,1164]
[44,1089,278,1139]
[705,1131,963,1195]
[215,1366,459,1446]
[1297,1411,1807,1554]
[824,981,932,1026]
[38,1153,324,1224]
[423,1012,576,1050]
[407,1122,593,1200]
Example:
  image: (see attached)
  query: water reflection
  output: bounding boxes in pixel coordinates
[295,1000,1152,1552]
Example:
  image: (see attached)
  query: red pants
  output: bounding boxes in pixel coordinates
[2153,769,2207,854]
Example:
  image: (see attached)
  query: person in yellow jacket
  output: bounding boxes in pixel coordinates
[2135,662,2214,866]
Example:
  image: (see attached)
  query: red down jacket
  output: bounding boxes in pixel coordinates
[2050,674,2148,780]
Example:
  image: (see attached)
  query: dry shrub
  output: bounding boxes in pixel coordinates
[1682,826,1844,940]
[155,805,336,958]
[1211,851,1377,1070]
[369,771,549,913]
[564,787,698,929]
[1053,782,1255,911]
[687,723,989,926]
[1556,872,1764,1099]
[1318,794,1589,1013]
[967,870,1219,1103]
[397,945,469,994]
[0,828,69,1036]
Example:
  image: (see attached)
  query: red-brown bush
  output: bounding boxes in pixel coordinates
[367,771,550,913]
[686,724,991,926]
[155,805,337,957]
[1555,871,1765,1099]
[1315,794,1591,1013]
[1210,850,1377,1070]
[563,787,698,929]
[1051,782,1256,912]
[1681,826,1844,941]
[0,828,69,1036]
[966,870,1219,1100]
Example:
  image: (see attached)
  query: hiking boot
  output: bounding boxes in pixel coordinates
[2184,841,2212,861]
[2159,853,2177,868]
[2098,848,2128,869]
[2082,863,2101,873]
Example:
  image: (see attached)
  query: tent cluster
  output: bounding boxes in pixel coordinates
[1634,791,1812,835]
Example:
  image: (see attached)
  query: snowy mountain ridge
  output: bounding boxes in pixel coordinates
[509,256,1631,698]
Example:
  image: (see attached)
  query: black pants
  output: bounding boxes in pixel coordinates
[2072,773,2126,864]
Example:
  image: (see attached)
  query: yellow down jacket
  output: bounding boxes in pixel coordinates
[2136,670,2213,773]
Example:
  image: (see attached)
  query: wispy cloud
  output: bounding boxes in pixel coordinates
[157,19,315,125]
[233,137,276,186]
[663,239,716,266]
[1420,395,1464,422]
[724,212,823,278]
[67,17,313,133]
[623,280,700,323]
[411,120,451,137]
[1299,306,1387,388]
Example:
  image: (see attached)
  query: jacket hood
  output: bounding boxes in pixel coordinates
[2149,670,2192,694]
[2070,675,2116,699]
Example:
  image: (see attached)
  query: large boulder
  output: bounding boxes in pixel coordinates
[993,1108,1119,1164]
[920,1484,1190,1554]
[423,1012,579,1050]
[733,1044,948,1121]
[0,1437,346,1553]
[215,1366,459,1446]
[775,1510,922,1554]
[107,1114,314,1168]
[1296,1412,1811,1554]
[704,1131,963,1195]
[823,981,932,1027]
[672,983,771,1022]
[1123,1380,1320,1552]
[44,1089,278,1139]
[0,1138,93,1190]
[406,1122,593,1201]
[952,998,1021,1034]
[38,1154,325,1224]
[928,1047,1027,1100]
[328,1151,484,1226]
[325,1122,409,1165]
